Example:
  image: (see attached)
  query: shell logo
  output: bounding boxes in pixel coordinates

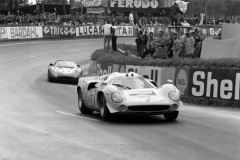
[176,69,188,95]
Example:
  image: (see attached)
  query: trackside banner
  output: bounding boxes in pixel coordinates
[76,26,134,36]
[110,0,159,12]
[7,26,43,39]
[42,26,76,38]
[189,69,240,103]
[0,27,7,40]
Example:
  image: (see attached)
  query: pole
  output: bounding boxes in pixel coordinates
[205,0,208,24]
[81,6,84,24]
[62,0,66,15]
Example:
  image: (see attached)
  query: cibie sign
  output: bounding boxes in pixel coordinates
[110,0,159,12]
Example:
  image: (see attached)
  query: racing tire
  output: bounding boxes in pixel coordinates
[78,89,93,114]
[164,111,179,121]
[99,94,111,121]
[48,72,52,82]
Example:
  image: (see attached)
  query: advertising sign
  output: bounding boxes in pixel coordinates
[189,69,240,102]
[7,26,43,39]
[42,26,76,37]
[0,27,7,40]
[201,27,221,39]
[174,67,189,97]
[70,0,108,8]
[110,0,159,12]
[76,26,133,36]
[76,26,104,36]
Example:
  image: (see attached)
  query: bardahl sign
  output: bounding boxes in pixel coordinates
[110,0,159,12]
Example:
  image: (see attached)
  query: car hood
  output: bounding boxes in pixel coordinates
[120,89,169,105]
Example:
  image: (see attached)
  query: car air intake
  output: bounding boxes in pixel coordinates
[128,105,170,112]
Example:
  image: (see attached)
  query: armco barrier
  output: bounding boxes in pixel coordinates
[88,61,240,105]
[0,24,221,41]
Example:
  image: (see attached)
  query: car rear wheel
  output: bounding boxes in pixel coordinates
[99,94,111,121]
[78,89,93,114]
[164,111,179,121]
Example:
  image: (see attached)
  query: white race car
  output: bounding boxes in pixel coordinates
[48,60,82,84]
[77,72,183,121]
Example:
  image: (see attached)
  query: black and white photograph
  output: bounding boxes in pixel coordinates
[0,0,239,159]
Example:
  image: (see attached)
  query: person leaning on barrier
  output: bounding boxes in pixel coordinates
[152,30,168,59]
[143,30,149,52]
[135,26,144,56]
[167,32,174,59]
[141,32,157,59]
[103,21,112,52]
[111,22,118,51]
[172,32,181,58]
[185,32,195,58]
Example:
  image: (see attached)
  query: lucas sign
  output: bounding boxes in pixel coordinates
[110,0,159,12]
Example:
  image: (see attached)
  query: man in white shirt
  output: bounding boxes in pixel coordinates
[103,21,112,52]
[129,12,134,26]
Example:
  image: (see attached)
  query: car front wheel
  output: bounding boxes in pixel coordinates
[78,89,93,114]
[164,111,179,121]
[99,94,111,121]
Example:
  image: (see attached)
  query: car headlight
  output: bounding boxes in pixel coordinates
[111,91,123,103]
[51,69,58,77]
[168,91,180,102]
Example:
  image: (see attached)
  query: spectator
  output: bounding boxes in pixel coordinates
[172,32,181,58]
[153,30,168,59]
[193,28,202,48]
[167,32,174,58]
[135,26,144,56]
[199,12,204,25]
[103,21,112,52]
[179,32,187,57]
[143,30,149,52]
[141,32,157,59]
[169,2,183,26]
[185,32,195,58]
[129,12,134,25]
[111,22,118,51]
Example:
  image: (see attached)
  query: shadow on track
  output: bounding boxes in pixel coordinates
[77,112,181,125]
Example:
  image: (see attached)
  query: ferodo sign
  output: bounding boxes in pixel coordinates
[7,26,43,39]
[110,0,159,12]
[189,69,240,101]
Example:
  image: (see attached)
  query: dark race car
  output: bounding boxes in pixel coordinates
[48,60,82,84]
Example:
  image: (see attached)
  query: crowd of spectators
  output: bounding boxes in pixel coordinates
[1,11,240,26]
[136,26,203,59]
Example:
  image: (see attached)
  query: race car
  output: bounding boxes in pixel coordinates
[48,60,82,83]
[77,72,183,121]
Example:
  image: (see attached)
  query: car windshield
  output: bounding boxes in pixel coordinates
[55,61,76,68]
[108,76,155,89]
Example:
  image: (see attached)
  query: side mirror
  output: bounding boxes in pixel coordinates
[49,63,53,66]
[143,75,149,79]
[77,65,80,67]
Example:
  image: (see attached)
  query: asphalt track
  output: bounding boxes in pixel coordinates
[0,38,240,160]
